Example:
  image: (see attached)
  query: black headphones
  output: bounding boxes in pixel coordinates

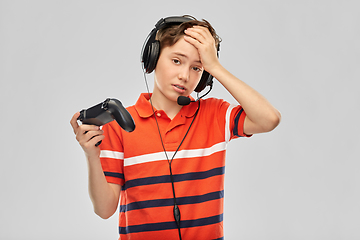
[141,16,219,93]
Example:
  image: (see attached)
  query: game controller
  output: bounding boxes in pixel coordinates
[78,98,135,146]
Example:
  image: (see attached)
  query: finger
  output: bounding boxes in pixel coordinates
[86,134,105,148]
[81,131,105,149]
[184,28,205,44]
[192,25,211,33]
[191,25,209,36]
[70,112,81,134]
[77,128,103,145]
[85,129,104,140]
[183,35,201,49]
[187,26,213,42]
[185,28,216,53]
[78,124,101,136]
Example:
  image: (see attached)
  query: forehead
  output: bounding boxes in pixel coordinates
[162,38,201,63]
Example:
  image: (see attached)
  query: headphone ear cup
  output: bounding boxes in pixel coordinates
[145,40,160,73]
[195,71,213,92]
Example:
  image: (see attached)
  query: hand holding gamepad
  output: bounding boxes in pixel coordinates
[77,98,135,146]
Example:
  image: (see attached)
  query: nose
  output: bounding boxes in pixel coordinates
[178,66,190,82]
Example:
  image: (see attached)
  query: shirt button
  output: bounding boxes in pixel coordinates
[157,113,161,117]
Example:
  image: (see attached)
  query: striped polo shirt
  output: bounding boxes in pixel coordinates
[99,93,250,240]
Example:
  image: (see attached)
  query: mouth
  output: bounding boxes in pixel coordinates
[173,85,186,90]
[172,84,186,94]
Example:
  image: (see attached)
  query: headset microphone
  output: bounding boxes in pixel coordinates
[177,80,214,106]
[177,96,194,106]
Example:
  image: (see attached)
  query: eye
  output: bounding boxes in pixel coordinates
[172,59,181,65]
[192,66,202,72]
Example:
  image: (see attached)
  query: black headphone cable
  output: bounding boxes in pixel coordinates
[143,71,201,240]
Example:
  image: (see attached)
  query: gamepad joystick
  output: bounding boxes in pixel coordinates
[78,98,135,146]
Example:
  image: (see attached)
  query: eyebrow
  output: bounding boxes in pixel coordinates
[173,52,202,64]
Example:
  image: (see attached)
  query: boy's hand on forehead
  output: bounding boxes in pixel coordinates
[184,26,220,73]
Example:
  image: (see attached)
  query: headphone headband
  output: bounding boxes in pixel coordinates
[155,16,192,29]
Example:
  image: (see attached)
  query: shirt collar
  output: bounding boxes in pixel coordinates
[135,93,198,118]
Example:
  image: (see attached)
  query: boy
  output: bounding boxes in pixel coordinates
[70,15,281,240]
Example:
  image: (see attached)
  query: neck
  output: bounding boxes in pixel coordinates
[150,91,182,120]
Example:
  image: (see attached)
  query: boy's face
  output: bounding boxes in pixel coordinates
[153,37,203,103]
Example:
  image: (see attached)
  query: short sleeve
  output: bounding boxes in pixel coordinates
[225,103,252,142]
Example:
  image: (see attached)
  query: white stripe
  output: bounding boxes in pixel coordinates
[225,104,237,143]
[100,150,124,159]
[124,142,227,167]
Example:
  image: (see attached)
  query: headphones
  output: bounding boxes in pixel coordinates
[141,16,219,93]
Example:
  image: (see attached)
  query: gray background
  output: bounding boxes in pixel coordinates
[1,0,359,239]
